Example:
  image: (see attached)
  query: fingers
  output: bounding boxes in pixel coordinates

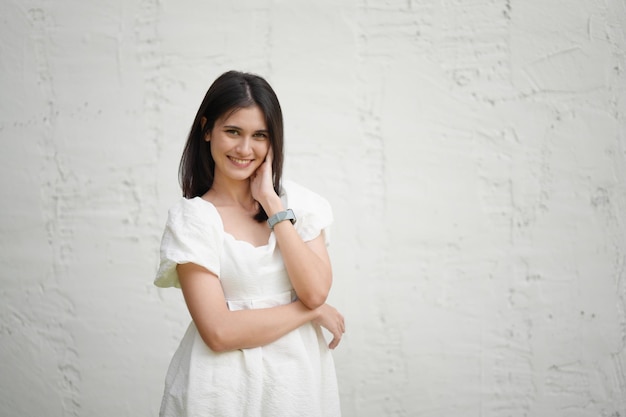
[253,148,273,184]
[266,147,274,165]
[328,328,343,349]
[329,336,340,350]
[328,317,345,350]
[314,304,345,349]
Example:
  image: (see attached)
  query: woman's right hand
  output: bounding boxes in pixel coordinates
[312,304,345,349]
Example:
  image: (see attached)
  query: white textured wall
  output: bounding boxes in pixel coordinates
[1,1,625,416]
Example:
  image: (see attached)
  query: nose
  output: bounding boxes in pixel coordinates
[235,136,252,155]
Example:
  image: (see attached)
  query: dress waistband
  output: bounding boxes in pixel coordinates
[226,290,297,311]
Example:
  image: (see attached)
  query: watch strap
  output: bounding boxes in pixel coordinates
[267,209,296,229]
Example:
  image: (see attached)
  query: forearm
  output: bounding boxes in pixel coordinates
[178,263,321,353]
[263,196,332,309]
[198,300,319,352]
[273,223,332,307]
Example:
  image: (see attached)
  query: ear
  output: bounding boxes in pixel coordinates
[201,117,210,142]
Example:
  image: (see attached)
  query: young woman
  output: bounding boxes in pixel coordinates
[154,70,344,416]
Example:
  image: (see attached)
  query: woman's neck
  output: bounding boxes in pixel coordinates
[207,175,256,210]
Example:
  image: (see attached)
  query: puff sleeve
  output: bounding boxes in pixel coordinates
[281,180,333,246]
[154,198,223,288]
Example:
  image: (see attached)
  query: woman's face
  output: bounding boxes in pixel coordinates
[206,105,270,184]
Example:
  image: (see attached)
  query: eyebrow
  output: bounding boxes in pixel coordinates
[223,125,268,133]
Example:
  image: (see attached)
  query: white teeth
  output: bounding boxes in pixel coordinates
[230,157,251,164]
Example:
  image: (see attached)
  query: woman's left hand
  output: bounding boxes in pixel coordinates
[313,303,345,349]
[250,148,278,209]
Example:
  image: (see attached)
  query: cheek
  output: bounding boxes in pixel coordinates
[208,140,221,162]
[258,141,270,157]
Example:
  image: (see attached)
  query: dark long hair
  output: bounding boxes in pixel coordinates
[179,70,284,222]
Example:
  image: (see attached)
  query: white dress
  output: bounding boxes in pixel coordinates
[154,180,341,417]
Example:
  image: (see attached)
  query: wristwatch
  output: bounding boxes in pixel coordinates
[267,209,297,229]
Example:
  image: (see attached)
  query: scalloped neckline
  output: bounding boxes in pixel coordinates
[193,196,273,249]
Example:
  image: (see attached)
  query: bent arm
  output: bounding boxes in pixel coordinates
[270,212,333,310]
[250,154,333,310]
[177,262,319,353]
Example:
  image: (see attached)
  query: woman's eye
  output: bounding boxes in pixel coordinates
[253,133,268,139]
[225,129,239,135]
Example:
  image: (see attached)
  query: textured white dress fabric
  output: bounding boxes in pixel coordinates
[154,180,341,417]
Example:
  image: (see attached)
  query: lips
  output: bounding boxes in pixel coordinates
[228,156,253,167]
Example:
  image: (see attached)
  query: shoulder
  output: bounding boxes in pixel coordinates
[168,196,217,216]
[167,196,221,228]
[280,180,331,214]
[280,180,333,243]
[155,197,223,288]
[164,196,224,243]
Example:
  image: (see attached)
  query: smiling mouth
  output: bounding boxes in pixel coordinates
[228,156,253,166]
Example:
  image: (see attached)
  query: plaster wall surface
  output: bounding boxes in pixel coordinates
[1,1,625,416]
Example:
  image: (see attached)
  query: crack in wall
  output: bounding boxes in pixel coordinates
[29,5,81,416]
